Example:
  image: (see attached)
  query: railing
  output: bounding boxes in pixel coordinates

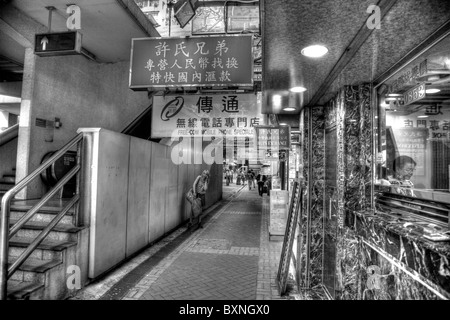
[0,124,19,147]
[0,133,83,300]
[375,187,450,229]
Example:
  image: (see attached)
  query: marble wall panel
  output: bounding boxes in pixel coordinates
[308,107,326,288]
[297,108,310,288]
[335,228,360,300]
[343,84,373,228]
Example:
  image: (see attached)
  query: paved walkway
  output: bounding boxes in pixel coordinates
[71,183,289,300]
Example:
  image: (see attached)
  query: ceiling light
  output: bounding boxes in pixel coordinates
[283,107,296,111]
[386,93,402,97]
[289,86,307,93]
[418,115,429,118]
[272,94,282,108]
[426,88,441,94]
[279,123,288,126]
[301,45,328,58]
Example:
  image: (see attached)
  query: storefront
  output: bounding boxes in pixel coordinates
[293,23,450,300]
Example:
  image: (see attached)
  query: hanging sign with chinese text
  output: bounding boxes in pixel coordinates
[129,35,253,90]
[255,126,291,162]
[388,59,428,93]
[151,93,262,138]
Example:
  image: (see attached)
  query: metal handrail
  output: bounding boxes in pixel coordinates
[9,165,80,238]
[8,195,80,276]
[0,132,83,300]
[0,124,19,147]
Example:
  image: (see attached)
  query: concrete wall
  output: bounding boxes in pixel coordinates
[80,128,222,278]
[0,137,17,179]
[17,52,151,199]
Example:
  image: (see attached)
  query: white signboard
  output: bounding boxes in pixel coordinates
[151,93,263,138]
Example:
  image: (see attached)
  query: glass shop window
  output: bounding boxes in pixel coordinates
[375,33,450,205]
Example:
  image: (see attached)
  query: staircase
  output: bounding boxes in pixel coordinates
[4,200,88,299]
[0,168,15,199]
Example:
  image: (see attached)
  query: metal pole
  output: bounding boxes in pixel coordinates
[0,197,11,299]
[45,6,56,33]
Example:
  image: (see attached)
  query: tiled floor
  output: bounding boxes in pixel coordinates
[70,184,293,300]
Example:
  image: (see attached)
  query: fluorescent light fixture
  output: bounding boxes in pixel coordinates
[283,107,296,111]
[301,45,328,58]
[289,86,307,93]
[386,93,402,97]
[279,123,288,126]
[418,115,429,118]
[426,88,441,94]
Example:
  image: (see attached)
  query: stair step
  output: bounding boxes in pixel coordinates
[10,219,85,233]
[9,257,62,273]
[0,183,14,191]
[9,236,77,252]
[7,280,44,300]
[10,211,75,225]
[1,176,15,184]
[10,200,76,214]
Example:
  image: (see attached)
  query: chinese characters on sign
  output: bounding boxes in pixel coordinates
[391,105,448,140]
[388,59,428,93]
[151,93,262,138]
[129,35,253,89]
[255,126,291,162]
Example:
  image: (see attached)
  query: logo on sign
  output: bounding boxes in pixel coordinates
[161,97,184,121]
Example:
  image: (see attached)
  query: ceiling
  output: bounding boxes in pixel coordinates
[0,0,160,82]
[1,0,450,124]
[262,0,450,116]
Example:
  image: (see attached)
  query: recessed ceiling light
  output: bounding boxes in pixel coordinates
[279,123,288,126]
[301,45,328,58]
[418,115,429,118]
[283,107,296,111]
[289,86,307,93]
[426,88,441,94]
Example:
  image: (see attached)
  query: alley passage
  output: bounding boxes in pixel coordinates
[72,186,286,300]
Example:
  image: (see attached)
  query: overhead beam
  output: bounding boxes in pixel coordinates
[306,0,398,107]
[115,0,161,37]
[374,19,450,85]
[0,18,32,47]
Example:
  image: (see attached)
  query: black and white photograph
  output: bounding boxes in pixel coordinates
[0,0,449,310]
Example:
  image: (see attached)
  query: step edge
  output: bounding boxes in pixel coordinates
[8,258,62,273]
[7,281,45,300]
[9,220,87,233]
[9,237,78,251]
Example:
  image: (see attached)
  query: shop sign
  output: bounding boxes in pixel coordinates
[151,93,262,138]
[34,31,82,57]
[403,83,426,106]
[129,35,253,89]
[388,59,428,93]
[255,126,291,161]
